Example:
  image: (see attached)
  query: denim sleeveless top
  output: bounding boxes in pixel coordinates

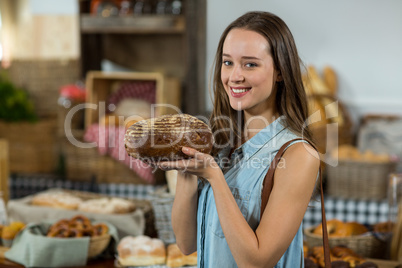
[196,116,306,268]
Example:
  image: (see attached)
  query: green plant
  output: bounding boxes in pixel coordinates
[0,71,37,122]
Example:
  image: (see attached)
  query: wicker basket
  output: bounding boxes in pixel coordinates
[0,118,59,174]
[62,189,157,238]
[304,226,387,258]
[326,160,397,200]
[88,233,111,259]
[150,187,175,244]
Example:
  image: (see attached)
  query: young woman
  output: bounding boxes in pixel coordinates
[158,11,320,268]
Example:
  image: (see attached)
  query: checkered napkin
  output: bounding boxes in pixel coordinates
[107,81,156,112]
[84,124,155,183]
[303,197,389,229]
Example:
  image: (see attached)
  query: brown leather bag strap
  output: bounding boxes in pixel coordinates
[260,138,331,268]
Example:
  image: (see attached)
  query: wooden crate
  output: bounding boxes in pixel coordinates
[62,131,164,184]
[0,139,9,203]
[85,71,181,128]
[0,119,59,174]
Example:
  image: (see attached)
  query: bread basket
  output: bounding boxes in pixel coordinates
[304,226,387,258]
[88,233,111,259]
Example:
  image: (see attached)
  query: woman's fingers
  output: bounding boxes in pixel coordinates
[157,147,217,177]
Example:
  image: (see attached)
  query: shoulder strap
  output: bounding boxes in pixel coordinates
[260,138,331,268]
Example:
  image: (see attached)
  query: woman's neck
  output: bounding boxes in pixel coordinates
[243,110,279,141]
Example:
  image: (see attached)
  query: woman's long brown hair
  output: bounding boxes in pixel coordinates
[209,11,314,155]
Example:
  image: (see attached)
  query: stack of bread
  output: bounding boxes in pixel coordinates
[116,235,197,267]
[302,65,352,154]
[31,191,136,214]
[303,65,343,127]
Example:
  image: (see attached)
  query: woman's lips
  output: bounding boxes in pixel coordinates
[230,87,251,98]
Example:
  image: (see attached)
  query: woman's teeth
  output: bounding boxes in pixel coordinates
[232,88,249,93]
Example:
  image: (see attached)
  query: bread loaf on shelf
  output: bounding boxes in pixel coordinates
[125,114,214,162]
[166,243,197,267]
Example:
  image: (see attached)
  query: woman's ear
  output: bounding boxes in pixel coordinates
[276,73,283,82]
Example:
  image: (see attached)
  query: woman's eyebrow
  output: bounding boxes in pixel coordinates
[222,53,261,60]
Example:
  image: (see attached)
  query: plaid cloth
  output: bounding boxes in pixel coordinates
[9,174,158,200]
[9,175,389,228]
[303,197,389,228]
[84,124,155,183]
[106,81,156,112]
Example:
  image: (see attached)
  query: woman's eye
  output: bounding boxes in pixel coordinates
[245,63,257,68]
[223,60,232,66]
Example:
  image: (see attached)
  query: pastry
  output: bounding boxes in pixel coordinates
[373,221,393,233]
[47,214,108,238]
[313,219,368,237]
[117,235,166,266]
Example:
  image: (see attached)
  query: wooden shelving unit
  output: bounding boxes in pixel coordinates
[78,0,206,115]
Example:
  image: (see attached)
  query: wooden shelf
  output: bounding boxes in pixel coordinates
[80,15,185,34]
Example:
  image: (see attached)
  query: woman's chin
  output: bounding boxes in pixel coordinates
[229,101,246,111]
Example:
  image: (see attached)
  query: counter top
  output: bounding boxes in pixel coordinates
[0,257,115,268]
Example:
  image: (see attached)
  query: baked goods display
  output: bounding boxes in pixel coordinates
[304,245,378,268]
[31,191,83,210]
[166,243,197,267]
[303,65,346,126]
[117,235,166,266]
[125,113,214,162]
[331,145,391,163]
[78,197,136,214]
[31,191,136,214]
[46,215,109,238]
[313,219,368,238]
[116,236,198,267]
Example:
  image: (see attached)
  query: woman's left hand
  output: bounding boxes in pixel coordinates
[157,147,220,181]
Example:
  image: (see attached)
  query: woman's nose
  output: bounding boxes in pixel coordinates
[230,66,244,82]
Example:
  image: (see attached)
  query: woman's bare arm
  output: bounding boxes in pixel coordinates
[171,172,198,254]
[209,143,319,267]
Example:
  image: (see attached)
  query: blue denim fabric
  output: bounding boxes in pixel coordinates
[197,117,305,268]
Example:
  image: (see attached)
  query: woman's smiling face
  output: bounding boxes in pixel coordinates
[221,28,281,115]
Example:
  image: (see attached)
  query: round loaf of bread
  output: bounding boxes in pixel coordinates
[124,114,214,162]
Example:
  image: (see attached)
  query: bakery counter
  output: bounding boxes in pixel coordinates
[0,256,115,268]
